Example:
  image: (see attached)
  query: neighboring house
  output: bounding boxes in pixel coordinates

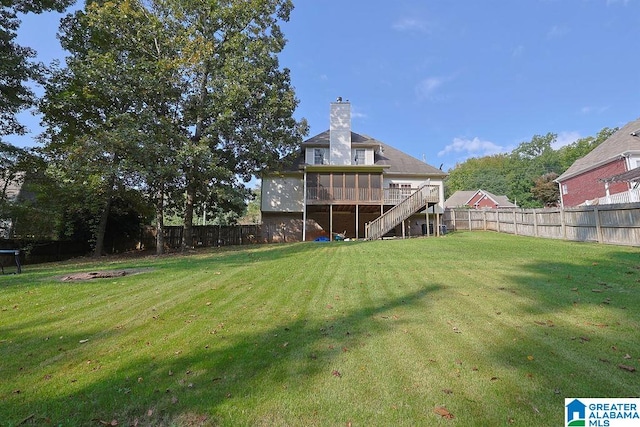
[556,117,640,207]
[444,189,516,209]
[261,99,447,242]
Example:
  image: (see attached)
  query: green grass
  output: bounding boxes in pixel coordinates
[1,232,639,426]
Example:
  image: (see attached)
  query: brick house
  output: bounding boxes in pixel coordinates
[261,99,447,242]
[556,117,640,207]
[444,189,516,209]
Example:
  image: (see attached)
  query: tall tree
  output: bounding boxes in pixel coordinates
[556,127,616,172]
[445,154,510,198]
[155,0,307,249]
[445,128,615,208]
[39,0,183,255]
[531,172,560,207]
[40,0,307,254]
[0,0,74,139]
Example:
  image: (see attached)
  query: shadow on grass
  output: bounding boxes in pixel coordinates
[3,282,442,425]
[480,249,640,422]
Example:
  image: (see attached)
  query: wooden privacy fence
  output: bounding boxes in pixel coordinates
[160,225,262,248]
[443,203,640,247]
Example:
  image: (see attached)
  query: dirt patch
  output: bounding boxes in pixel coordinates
[60,268,154,282]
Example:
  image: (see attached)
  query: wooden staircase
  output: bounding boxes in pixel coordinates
[365,184,439,240]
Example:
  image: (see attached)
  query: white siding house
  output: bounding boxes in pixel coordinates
[261,99,447,242]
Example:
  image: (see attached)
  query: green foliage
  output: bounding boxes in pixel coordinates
[238,186,262,224]
[38,0,307,252]
[0,0,74,138]
[445,154,510,198]
[531,172,560,207]
[556,127,616,172]
[446,128,615,208]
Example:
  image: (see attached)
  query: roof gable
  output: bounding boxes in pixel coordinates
[296,130,446,176]
[444,189,516,208]
[557,117,640,181]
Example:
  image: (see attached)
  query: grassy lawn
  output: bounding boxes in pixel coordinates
[1,232,639,426]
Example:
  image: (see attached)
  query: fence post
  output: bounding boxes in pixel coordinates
[468,210,472,231]
[497,211,500,233]
[594,206,603,243]
[560,208,566,240]
[533,209,538,238]
[513,210,518,236]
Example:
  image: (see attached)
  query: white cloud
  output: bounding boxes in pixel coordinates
[512,45,525,58]
[547,25,569,39]
[351,109,367,120]
[415,77,445,100]
[552,131,581,149]
[579,105,610,115]
[437,137,506,157]
[392,18,430,33]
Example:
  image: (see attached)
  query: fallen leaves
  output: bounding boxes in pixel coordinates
[93,419,118,426]
[332,370,342,378]
[434,406,454,419]
[618,364,636,373]
[534,320,554,327]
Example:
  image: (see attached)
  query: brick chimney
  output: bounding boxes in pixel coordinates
[329,97,351,165]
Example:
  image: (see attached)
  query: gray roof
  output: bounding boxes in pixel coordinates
[292,130,447,177]
[444,190,477,208]
[444,189,516,208]
[557,117,640,181]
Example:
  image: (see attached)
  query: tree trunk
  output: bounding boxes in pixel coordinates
[92,194,112,257]
[182,181,195,251]
[156,188,165,255]
[93,161,118,257]
[181,62,210,252]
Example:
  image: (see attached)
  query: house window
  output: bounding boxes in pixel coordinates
[562,184,568,195]
[354,149,365,165]
[314,148,327,165]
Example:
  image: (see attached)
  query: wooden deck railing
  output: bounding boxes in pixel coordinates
[306,186,436,205]
[365,184,439,240]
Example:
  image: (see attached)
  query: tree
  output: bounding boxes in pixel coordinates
[155,0,308,249]
[445,154,510,197]
[40,0,307,255]
[557,127,616,172]
[445,128,614,208]
[39,0,183,255]
[0,0,74,140]
[531,172,560,207]
[238,185,261,224]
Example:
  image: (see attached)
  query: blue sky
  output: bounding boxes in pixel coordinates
[7,0,640,172]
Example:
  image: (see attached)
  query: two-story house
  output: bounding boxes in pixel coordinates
[556,117,640,207]
[261,99,447,242]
